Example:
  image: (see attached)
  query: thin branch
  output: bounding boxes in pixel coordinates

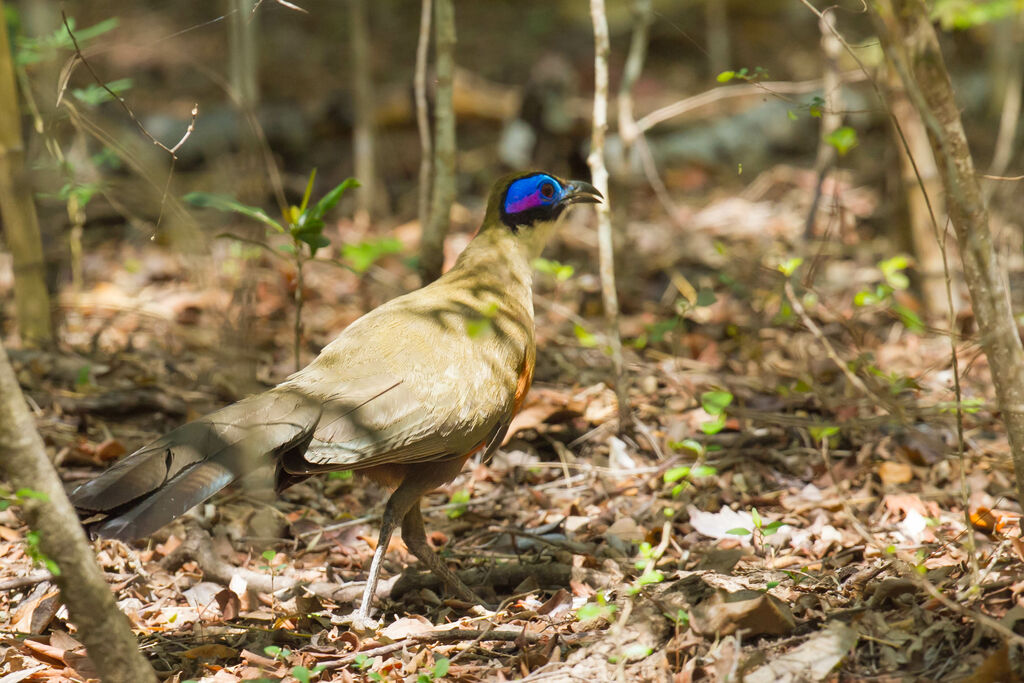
[59,11,198,160]
[636,72,867,134]
[415,0,433,233]
[588,0,630,432]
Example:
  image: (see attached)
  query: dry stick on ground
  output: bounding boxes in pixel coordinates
[321,629,596,669]
[819,439,1024,649]
[872,0,1024,507]
[420,0,455,284]
[588,0,630,432]
[0,0,53,347]
[0,344,157,683]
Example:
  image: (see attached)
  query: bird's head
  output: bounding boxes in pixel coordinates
[492,171,603,234]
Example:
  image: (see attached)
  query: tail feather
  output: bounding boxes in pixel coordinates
[70,389,321,540]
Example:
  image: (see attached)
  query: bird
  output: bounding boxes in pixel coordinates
[69,171,602,627]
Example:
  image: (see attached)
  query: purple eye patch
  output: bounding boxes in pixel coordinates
[504,174,560,215]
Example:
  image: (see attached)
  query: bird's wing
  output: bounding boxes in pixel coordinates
[280,295,528,473]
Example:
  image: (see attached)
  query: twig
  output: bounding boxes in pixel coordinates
[321,628,596,668]
[588,0,630,433]
[0,572,52,592]
[636,72,868,134]
[59,12,198,159]
[783,279,874,400]
[415,0,433,233]
[819,438,1024,649]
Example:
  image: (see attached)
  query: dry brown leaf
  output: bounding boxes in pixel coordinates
[877,462,913,486]
[182,644,238,660]
[691,589,796,637]
[379,615,434,640]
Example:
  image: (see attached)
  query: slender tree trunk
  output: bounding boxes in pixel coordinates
[988,12,1023,180]
[350,0,378,224]
[805,10,843,240]
[0,0,53,347]
[589,0,630,431]
[415,0,433,237]
[0,343,156,682]
[872,0,1024,504]
[420,0,455,283]
[706,0,730,78]
[886,64,947,317]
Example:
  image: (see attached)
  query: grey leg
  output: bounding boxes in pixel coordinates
[401,504,485,605]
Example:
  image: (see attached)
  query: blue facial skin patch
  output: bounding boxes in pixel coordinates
[504,174,562,215]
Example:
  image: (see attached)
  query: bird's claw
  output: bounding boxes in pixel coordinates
[334,610,381,634]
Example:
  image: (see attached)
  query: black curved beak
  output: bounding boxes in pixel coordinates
[561,180,603,206]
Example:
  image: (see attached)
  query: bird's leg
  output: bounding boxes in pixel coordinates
[351,500,403,629]
[401,504,486,605]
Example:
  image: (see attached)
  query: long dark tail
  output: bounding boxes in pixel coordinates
[69,389,321,541]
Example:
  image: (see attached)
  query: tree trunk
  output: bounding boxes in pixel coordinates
[0,343,156,683]
[420,0,455,284]
[350,0,378,224]
[0,0,54,347]
[872,0,1024,505]
[885,63,948,317]
[415,0,433,238]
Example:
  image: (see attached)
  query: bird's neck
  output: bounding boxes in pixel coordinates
[444,224,540,294]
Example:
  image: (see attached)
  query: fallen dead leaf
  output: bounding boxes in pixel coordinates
[877,461,913,486]
[182,644,238,659]
[691,588,796,637]
[744,621,858,682]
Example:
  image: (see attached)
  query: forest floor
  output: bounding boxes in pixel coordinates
[3,164,1024,682]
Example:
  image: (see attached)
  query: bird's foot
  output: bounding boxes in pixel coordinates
[333,610,381,634]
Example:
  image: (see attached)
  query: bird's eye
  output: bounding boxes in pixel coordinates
[540,181,556,199]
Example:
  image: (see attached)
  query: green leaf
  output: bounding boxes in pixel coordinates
[433,657,450,678]
[663,466,691,484]
[700,413,727,435]
[308,177,360,222]
[670,438,704,456]
[573,324,598,348]
[824,126,858,156]
[691,465,717,478]
[700,390,733,415]
[726,527,751,536]
[70,77,133,106]
[16,488,49,502]
[328,470,353,480]
[809,95,825,118]
[716,70,736,83]
[777,257,803,277]
[447,489,471,519]
[695,287,716,307]
[341,237,403,273]
[751,507,762,528]
[262,550,276,562]
[184,192,283,232]
[809,424,839,442]
[292,666,312,683]
[297,232,331,255]
[299,169,317,214]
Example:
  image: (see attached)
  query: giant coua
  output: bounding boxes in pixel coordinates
[70,171,601,625]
